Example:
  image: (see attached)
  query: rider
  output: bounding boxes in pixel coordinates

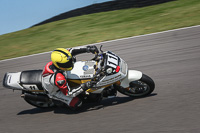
[42,45,98,109]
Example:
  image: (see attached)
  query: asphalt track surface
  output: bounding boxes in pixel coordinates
[0,26,200,133]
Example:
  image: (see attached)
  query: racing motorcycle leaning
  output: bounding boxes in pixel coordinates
[3,46,155,109]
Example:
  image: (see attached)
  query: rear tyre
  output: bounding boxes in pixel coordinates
[116,74,155,98]
[24,98,55,108]
[23,93,56,108]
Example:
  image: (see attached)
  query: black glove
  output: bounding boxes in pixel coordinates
[81,81,97,91]
[87,45,99,54]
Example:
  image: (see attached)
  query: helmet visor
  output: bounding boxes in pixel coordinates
[56,58,73,69]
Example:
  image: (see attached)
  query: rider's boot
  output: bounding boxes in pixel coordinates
[51,91,82,109]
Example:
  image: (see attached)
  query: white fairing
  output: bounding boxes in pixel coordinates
[120,70,142,88]
[96,53,128,88]
[96,72,124,87]
[4,72,23,90]
[66,61,95,79]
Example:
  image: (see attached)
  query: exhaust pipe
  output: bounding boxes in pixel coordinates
[21,93,49,102]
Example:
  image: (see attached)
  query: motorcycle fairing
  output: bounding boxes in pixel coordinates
[3,72,22,90]
[66,61,96,80]
[3,70,45,92]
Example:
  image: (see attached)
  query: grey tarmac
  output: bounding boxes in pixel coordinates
[0,26,200,133]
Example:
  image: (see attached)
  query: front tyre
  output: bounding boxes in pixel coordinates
[116,74,155,98]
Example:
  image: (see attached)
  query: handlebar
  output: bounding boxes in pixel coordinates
[91,45,104,61]
[91,45,105,81]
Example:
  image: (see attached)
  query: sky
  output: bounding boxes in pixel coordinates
[0,0,111,35]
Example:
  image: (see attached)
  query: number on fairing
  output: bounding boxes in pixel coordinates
[107,54,118,68]
[23,84,39,90]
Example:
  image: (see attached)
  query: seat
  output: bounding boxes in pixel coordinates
[20,70,43,89]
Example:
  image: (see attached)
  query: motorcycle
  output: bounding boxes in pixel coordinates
[3,45,155,108]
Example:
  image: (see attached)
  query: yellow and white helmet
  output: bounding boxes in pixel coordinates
[51,48,74,71]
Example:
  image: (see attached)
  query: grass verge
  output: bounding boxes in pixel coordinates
[0,0,200,60]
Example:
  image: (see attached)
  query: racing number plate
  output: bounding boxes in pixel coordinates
[106,53,119,69]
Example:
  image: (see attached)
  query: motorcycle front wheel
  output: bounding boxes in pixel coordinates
[116,74,155,98]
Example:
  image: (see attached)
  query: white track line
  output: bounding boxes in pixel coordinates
[1,25,200,63]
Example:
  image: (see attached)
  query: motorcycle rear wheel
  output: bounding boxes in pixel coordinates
[24,98,55,108]
[23,94,56,108]
[117,74,155,98]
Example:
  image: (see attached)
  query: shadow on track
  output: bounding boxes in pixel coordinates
[17,94,157,115]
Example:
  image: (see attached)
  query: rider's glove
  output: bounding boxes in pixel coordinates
[81,81,97,91]
[86,45,99,54]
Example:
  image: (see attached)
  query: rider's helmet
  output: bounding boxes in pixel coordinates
[51,48,74,71]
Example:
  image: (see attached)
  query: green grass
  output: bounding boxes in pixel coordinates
[0,0,200,60]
